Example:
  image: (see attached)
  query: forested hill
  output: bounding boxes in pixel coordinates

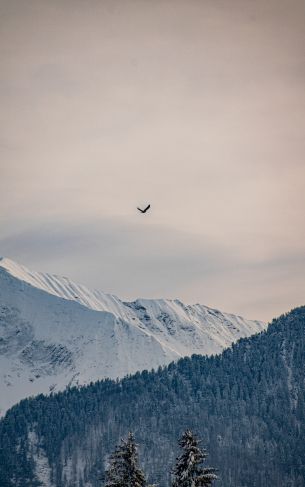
[1,307,304,487]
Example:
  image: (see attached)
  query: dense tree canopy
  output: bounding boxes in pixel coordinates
[0,307,304,487]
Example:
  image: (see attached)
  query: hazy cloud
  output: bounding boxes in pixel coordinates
[1,0,304,320]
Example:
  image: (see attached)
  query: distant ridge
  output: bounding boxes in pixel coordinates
[0,257,265,414]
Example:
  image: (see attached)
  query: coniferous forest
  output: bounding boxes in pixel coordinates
[0,307,304,487]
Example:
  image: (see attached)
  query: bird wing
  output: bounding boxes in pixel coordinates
[137,207,144,213]
[143,204,150,212]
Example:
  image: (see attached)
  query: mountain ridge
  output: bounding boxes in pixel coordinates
[0,257,265,414]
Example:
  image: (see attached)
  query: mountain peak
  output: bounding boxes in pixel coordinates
[0,258,266,415]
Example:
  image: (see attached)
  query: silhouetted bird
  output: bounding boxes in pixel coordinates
[137,204,150,214]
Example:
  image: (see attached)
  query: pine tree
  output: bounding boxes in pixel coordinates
[104,432,146,487]
[172,430,217,487]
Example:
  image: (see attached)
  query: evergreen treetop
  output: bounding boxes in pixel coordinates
[172,430,217,487]
[105,432,146,487]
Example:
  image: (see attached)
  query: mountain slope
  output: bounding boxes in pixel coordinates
[0,307,304,487]
[0,257,265,414]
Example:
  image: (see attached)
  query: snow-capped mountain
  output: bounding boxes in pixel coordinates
[0,257,266,415]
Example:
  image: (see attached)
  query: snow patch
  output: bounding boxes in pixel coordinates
[28,430,54,487]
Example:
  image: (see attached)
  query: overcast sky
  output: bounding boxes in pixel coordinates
[1,0,304,321]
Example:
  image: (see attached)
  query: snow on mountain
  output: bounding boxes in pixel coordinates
[0,257,266,415]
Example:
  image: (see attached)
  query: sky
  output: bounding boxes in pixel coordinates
[1,0,304,321]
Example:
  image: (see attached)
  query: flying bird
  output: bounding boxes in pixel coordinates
[137,204,151,214]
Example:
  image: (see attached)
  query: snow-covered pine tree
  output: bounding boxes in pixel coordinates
[172,430,217,487]
[104,432,146,487]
